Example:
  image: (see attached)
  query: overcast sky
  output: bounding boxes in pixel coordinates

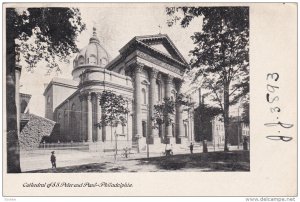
[19,5,204,117]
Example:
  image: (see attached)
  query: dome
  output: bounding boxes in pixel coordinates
[73,27,110,69]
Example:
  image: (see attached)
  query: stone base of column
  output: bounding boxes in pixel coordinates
[139,137,147,152]
[176,137,189,145]
[88,141,103,152]
[165,137,176,145]
[147,136,161,145]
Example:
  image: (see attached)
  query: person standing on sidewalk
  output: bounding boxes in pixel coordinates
[189,142,194,154]
[50,151,56,169]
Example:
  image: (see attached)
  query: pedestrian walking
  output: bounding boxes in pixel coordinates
[189,142,194,154]
[124,147,129,158]
[50,151,56,168]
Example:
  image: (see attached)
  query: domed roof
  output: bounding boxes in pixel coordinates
[73,27,110,69]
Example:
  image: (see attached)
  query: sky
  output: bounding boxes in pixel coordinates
[19,5,205,117]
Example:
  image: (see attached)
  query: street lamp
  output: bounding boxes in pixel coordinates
[237,97,246,150]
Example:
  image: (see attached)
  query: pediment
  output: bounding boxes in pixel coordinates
[136,35,188,65]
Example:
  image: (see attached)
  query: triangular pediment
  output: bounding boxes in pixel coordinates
[149,43,173,58]
[136,35,188,65]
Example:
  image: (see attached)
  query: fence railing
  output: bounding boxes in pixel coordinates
[38,142,90,150]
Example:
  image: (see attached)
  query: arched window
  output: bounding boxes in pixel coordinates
[158,124,162,137]
[70,104,76,141]
[47,96,51,105]
[184,123,188,137]
[142,88,146,104]
[100,58,108,67]
[57,113,61,122]
[142,121,147,137]
[89,55,97,64]
[21,100,28,113]
[78,56,85,65]
[157,82,161,101]
[172,123,175,137]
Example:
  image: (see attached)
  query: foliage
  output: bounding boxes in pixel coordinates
[194,103,222,141]
[7,8,86,73]
[166,7,249,151]
[152,97,175,128]
[97,91,129,128]
[175,93,192,106]
[152,94,193,129]
[241,95,249,123]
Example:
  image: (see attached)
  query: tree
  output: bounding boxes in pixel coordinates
[97,90,130,134]
[6,7,85,172]
[166,7,249,151]
[152,93,192,143]
[152,98,175,134]
[194,103,222,142]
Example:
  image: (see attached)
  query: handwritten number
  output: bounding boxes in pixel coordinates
[267,84,279,93]
[270,107,281,113]
[264,121,293,129]
[266,93,279,103]
[267,73,279,81]
[266,136,293,142]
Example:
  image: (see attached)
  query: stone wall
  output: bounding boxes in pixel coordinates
[19,114,58,150]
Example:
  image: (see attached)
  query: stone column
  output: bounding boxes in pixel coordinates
[165,75,174,144]
[132,63,144,152]
[134,63,143,138]
[149,68,159,144]
[96,93,102,142]
[80,94,87,142]
[87,93,93,142]
[176,80,186,144]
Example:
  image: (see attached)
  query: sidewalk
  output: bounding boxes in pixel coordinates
[20,145,244,172]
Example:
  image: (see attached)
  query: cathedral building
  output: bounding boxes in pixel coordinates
[43,28,194,150]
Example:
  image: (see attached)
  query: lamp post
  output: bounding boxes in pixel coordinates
[237,97,246,150]
[237,107,240,149]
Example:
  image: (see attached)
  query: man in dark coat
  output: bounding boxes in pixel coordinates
[50,151,56,168]
[189,142,194,154]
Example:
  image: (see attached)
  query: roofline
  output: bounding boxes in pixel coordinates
[53,89,80,113]
[43,79,78,96]
[134,34,189,65]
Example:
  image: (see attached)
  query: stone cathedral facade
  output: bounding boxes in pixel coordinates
[44,28,194,150]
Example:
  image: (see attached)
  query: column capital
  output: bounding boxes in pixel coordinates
[87,93,92,101]
[150,68,159,79]
[79,93,87,102]
[95,92,102,99]
[176,79,184,90]
[166,75,174,84]
[135,62,144,73]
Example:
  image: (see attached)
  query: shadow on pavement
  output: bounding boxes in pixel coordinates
[25,150,249,173]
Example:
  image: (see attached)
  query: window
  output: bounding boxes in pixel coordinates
[142,121,147,137]
[89,56,97,64]
[21,100,27,113]
[157,83,161,101]
[142,88,146,104]
[184,124,188,137]
[172,123,175,137]
[100,58,108,67]
[78,56,84,65]
[159,124,162,137]
[122,125,125,135]
[47,96,51,105]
